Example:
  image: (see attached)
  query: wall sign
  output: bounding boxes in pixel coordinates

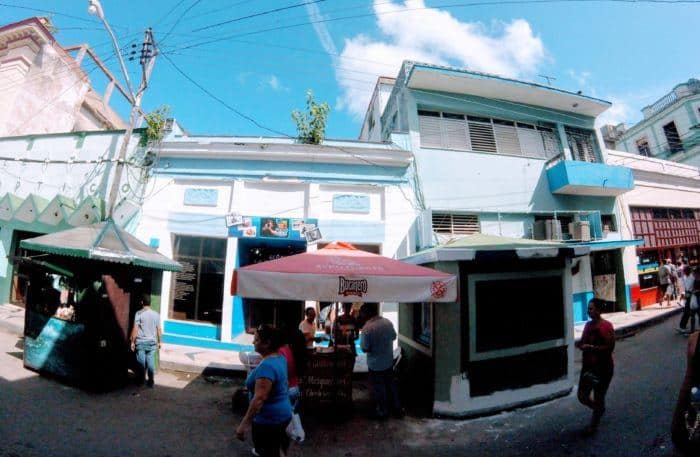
[332,194,370,214]
[183,188,218,207]
[229,216,318,241]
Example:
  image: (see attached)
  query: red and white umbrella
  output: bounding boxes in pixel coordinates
[231,242,457,303]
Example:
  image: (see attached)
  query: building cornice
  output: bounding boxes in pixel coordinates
[157,140,413,168]
[620,94,700,140]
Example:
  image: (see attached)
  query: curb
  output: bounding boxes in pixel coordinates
[614,307,683,340]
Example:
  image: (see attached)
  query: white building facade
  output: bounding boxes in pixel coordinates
[136,130,415,351]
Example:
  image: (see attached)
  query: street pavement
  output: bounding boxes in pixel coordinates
[0,311,692,457]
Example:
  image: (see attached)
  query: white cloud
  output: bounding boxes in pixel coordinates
[568,69,592,88]
[336,0,547,119]
[267,75,281,91]
[595,97,633,128]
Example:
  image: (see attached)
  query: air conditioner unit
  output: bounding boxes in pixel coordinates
[569,221,591,241]
[533,219,562,240]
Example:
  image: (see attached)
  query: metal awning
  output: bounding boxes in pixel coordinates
[568,238,644,252]
[403,233,590,264]
[20,219,181,272]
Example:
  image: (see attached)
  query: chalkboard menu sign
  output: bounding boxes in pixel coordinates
[301,351,355,414]
[173,260,197,318]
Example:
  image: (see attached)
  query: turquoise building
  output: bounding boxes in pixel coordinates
[360,61,639,324]
[358,60,640,417]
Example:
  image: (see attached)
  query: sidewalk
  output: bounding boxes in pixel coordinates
[1,302,684,374]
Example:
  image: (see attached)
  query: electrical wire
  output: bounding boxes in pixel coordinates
[192,0,326,33]
[165,0,700,53]
[153,0,189,27]
[161,53,294,137]
[160,0,205,45]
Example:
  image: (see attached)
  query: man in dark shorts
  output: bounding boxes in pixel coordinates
[576,298,615,434]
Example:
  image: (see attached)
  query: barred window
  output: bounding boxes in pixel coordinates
[432,212,480,235]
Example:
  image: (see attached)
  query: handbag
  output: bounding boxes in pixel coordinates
[691,294,698,311]
[285,413,305,443]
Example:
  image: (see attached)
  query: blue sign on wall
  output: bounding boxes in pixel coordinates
[332,194,370,214]
[183,188,219,207]
[229,216,318,240]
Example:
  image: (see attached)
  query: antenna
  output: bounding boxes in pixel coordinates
[538,74,557,85]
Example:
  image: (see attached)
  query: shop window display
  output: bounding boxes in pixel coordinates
[171,235,226,324]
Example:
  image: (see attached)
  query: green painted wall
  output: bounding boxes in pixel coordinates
[429,261,461,402]
[0,219,73,304]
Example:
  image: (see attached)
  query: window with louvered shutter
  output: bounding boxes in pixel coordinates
[442,112,470,150]
[493,119,521,156]
[432,212,480,235]
[418,111,442,148]
[467,117,497,153]
[516,123,546,158]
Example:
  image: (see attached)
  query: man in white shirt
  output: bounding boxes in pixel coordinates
[299,307,317,349]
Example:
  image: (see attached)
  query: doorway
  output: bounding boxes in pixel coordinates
[590,249,625,313]
[10,230,43,308]
[238,238,307,331]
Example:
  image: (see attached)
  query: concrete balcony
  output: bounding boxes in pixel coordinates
[546,159,633,196]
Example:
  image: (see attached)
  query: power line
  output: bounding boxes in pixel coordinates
[160,0,205,44]
[166,0,700,53]
[192,0,326,33]
[161,53,293,137]
[153,0,188,27]
[0,2,101,25]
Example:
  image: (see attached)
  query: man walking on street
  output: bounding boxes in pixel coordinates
[576,298,615,435]
[130,294,162,388]
[360,302,403,420]
[659,259,674,307]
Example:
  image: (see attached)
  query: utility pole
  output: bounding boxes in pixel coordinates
[105,28,157,219]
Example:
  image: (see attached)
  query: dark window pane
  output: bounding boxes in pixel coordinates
[442,112,465,120]
[174,236,201,257]
[417,110,440,117]
[202,238,226,258]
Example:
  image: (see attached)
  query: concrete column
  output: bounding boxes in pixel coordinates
[221,236,238,342]
[556,123,573,160]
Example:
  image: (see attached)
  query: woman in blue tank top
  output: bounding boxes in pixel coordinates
[236,325,293,457]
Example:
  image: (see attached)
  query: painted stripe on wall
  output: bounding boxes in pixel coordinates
[164,320,220,339]
[163,333,253,352]
[573,291,594,323]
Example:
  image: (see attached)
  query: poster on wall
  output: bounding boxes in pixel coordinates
[228,216,318,241]
[593,274,616,302]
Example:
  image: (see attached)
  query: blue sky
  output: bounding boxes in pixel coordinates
[2,1,699,139]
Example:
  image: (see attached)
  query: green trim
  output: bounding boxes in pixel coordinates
[621,94,700,139]
[684,100,699,126]
[20,220,181,272]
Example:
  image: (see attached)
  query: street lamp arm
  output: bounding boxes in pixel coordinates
[88,0,135,99]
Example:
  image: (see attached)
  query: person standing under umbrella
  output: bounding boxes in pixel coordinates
[360,302,403,419]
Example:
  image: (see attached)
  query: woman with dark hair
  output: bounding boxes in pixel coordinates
[235,325,293,457]
[279,325,308,411]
